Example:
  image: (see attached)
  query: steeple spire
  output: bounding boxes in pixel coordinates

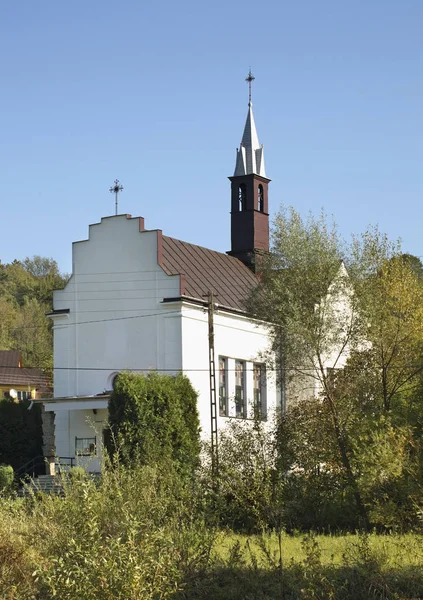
[234,69,266,178]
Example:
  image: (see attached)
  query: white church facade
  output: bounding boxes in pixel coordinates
[38,83,281,472]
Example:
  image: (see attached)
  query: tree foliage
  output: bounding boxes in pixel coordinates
[0,256,68,372]
[107,372,201,475]
[0,397,43,472]
[249,205,423,530]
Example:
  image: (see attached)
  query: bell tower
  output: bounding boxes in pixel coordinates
[227,71,270,272]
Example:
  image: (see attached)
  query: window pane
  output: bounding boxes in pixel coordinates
[219,356,228,416]
[235,360,245,418]
[253,363,266,419]
[75,437,96,456]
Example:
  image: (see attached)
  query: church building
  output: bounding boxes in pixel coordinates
[38,75,280,472]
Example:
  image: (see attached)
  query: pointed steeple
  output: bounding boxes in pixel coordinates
[234,70,266,177]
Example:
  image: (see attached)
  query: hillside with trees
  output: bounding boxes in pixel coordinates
[0,256,68,373]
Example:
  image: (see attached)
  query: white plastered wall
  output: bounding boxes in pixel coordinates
[180,303,279,439]
[51,215,182,398]
[49,215,183,469]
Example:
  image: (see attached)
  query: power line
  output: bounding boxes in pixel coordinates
[0,364,423,373]
[4,309,182,332]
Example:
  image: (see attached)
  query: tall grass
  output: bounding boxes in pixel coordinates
[1,467,423,599]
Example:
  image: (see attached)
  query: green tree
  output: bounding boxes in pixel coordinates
[0,256,68,371]
[249,206,371,527]
[249,205,423,530]
[0,397,43,472]
[107,372,201,475]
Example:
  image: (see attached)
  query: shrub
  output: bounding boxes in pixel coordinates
[204,416,283,533]
[31,463,214,599]
[0,465,14,493]
[68,466,87,481]
[107,372,200,475]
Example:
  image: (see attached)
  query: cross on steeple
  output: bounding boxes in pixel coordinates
[109,179,123,216]
[245,68,255,105]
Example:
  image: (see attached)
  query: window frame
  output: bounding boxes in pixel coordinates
[75,436,97,457]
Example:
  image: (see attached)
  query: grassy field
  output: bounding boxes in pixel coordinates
[174,532,423,599]
[2,478,423,599]
[215,531,423,569]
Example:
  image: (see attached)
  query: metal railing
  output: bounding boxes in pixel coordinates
[55,457,76,473]
[15,455,46,480]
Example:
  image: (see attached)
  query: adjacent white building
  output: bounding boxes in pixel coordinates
[39,87,280,472]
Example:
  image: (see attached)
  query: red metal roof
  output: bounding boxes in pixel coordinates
[160,236,258,311]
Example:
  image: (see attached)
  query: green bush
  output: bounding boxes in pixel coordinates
[107,372,200,475]
[31,463,214,599]
[68,466,87,481]
[0,464,14,493]
[203,417,283,533]
[0,398,43,471]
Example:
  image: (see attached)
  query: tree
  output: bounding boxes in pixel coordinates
[107,372,201,475]
[10,297,53,371]
[350,243,423,414]
[0,397,43,472]
[249,206,423,529]
[249,206,372,527]
[0,256,68,372]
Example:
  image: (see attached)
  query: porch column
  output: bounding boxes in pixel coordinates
[41,405,56,475]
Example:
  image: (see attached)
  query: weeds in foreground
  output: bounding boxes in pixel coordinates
[1,469,423,599]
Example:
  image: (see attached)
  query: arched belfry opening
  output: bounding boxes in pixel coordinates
[238,184,247,211]
[258,184,264,212]
[227,71,270,272]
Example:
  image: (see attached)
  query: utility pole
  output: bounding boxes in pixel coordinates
[206,291,219,481]
[109,179,123,215]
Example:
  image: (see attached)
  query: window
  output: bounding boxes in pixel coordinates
[219,357,228,416]
[253,363,266,419]
[235,360,246,418]
[75,437,97,456]
[258,185,264,212]
[17,390,31,402]
[238,184,247,211]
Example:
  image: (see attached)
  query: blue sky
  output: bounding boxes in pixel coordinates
[1,1,422,273]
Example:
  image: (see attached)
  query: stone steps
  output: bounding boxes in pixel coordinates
[21,474,64,496]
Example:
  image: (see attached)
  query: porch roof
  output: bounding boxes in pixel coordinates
[33,394,110,412]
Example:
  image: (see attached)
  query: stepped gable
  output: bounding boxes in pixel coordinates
[160,235,259,311]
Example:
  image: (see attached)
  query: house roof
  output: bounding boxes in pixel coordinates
[161,235,259,311]
[0,366,48,388]
[0,350,22,367]
[0,351,48,388]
